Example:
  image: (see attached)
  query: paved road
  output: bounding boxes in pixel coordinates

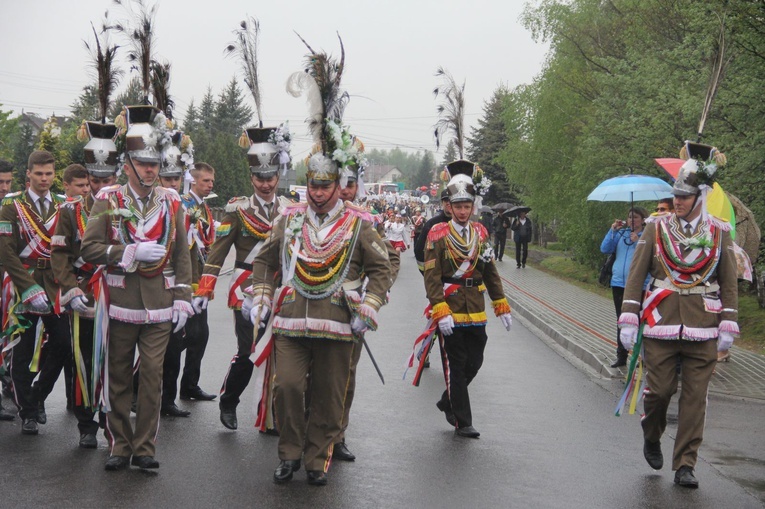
[1,251,763,508]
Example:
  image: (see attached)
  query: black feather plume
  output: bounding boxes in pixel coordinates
[433,67,466,159]
[151,60,173,118]
[225,16,263,126]
[84,20,122,123]
[108,0,158,104]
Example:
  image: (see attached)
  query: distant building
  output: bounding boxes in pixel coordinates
[17,112,71,137]
[365,164,402,183]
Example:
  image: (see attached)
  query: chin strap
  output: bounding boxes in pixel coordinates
[126,155,154,188]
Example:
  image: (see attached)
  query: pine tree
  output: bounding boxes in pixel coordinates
[70,85,100,122]
[198,87,215,133]
[467,86,513,204]
[413,151,436,188]
[108,77,143,120]
[182,99,199,133]
[440,140,457,166]
[213,77,253,135]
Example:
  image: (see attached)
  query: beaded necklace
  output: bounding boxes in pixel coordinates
[289,211,361,299]
[15,198,56,258]
[443,222,479,273]
[655,219,721,288]
[238,208,272,240]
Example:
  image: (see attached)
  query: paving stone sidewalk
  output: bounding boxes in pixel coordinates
[494,260,765,400]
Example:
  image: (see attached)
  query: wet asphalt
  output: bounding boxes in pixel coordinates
[1,253,764,508]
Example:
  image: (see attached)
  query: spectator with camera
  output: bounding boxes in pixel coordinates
[600,207,649,367]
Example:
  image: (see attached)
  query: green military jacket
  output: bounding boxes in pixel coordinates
[80,184,192,323]
[424,220,510,326]
[0,190,65,312]
[250,200,392,342]
[621,214,738,340]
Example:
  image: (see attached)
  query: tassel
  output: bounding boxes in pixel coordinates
[77,122,89,142]
[238,131,250,149]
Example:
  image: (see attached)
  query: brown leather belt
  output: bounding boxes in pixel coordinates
[22,258,51,270]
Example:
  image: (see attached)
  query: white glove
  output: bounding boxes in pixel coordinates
[240,296,253,318]
[500,313,512,331]
[192,296,208,314]
[70,295,90,313]
[248,303,270,328]
[718,331,734,352]
[135,240,166,263]
[28,293,50,312]
[351,316,369,334]
[438,315,455,336]
[619,326,638,351]
[172,309,189,333]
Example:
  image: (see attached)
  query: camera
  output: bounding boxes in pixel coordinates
[616,219,627,228]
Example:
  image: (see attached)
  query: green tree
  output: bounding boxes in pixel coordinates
[440,140,457,167]
[109,76,143,119]
[213,78,253,134]
[13,123,35,183]
[70,85,100,122]
[0,106,19,161]
[467,85,515,204]
[413,151,436,189]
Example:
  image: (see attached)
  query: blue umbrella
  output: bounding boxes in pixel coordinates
[587,175,673,202]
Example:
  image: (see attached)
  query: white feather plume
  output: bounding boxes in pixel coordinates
[286,71,323,145]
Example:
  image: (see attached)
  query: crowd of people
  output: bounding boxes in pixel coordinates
[0,21,742,493]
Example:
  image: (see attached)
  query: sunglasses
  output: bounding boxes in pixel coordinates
[655,207,670,212]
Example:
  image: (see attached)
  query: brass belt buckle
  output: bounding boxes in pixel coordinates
[36,259,47,269]
[464,278,473,287]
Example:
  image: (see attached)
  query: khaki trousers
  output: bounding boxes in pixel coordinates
[642,337,717,470]
[107,320,171,457]
[336,340,364,444]
[274,335,354,472]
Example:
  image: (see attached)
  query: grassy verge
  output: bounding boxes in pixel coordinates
[529,249,765,355]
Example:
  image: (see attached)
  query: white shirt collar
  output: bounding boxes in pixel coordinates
[189,190,203,204]
[680,215,701,231]
[308,199,344,225]
[253,193,276,211]
[27,188,51,204]
[450,219,471,241]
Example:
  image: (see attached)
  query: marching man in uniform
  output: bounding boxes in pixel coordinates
[618,142,739,488]
[193,125,290,431]
[81,105,193,471]
[0,150,67,435]
[424,160,513,439]
[250,38,392,485]
[51,153,116,448]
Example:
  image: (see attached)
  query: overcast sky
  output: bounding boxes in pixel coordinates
[0,0,549,161]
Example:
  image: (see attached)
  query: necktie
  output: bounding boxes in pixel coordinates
[461,227,468,242]
[684,223,692,236]
[317,213,327,226]
[265,203,273,219]
[38,197,48,219]
[140,196,150,211]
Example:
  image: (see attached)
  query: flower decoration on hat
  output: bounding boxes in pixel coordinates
[286,33,351,183]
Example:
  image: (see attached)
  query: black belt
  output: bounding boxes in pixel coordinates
[235,261,253,271]
[442,276,482,288]
[22,258,50,270]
